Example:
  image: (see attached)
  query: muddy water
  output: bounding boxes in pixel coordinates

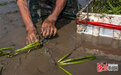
[0,0,26,49]
[75,34,121,55]
[0,0,121,75]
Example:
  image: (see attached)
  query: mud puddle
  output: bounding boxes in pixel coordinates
[0,0,121,75]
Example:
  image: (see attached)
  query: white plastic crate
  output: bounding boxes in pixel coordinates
[77,12,121,40]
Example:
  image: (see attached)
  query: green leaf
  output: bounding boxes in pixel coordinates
[58,65,72,75]
[59,57,96,65]
[58,50,75,63]
[0,47,14,51]
[60,55,96,63]
[12,41,41,56]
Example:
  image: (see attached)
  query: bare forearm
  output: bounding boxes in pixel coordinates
[49,0,67,21]
[17,0,34,31]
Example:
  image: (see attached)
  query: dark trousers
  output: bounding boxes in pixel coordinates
[28,0,78,25]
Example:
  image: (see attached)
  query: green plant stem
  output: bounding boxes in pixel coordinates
[0,42,41,57]
[0,47,14,51]
[107,0,114,10]
[92,0,121,14]
[60,55,96,63]
[12,42,41,55]
[0,47,14,57]
[59,57,96,65]
[58,65,72,75]
[58,50,75,63]
[0,51,8,56]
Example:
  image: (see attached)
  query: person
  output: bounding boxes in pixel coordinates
[17,0,78,44]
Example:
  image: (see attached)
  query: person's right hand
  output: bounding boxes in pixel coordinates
[26,27,40,44]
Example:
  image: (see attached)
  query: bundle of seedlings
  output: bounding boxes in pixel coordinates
[57,50,96,75]
[91,0,121,14]
[0,42,42,57]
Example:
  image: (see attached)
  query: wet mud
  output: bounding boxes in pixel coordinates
[0,0,121,75]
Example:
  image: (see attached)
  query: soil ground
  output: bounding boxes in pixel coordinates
[0,0,121,75]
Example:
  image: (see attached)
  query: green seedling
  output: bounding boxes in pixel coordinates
[0,42,41,57]
[92,0,121,14]
[57,50,96,75]
[0,47,14,51]
[11,41,41,56]
[59,55,96,65]
[58,65,72,75]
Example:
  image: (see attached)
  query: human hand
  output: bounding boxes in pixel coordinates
[26,27,39,44]
[41,16,57,38]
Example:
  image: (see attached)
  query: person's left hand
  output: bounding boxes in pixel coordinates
[41,16,57,38]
